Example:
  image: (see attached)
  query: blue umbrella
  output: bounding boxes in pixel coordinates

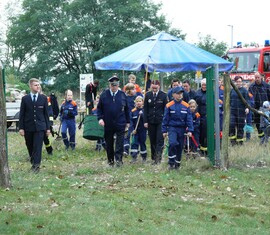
[94,32,233,72]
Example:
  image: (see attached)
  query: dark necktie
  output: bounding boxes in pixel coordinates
[153,93,156,101]
[112,92,115,103]
[33,94,36,103]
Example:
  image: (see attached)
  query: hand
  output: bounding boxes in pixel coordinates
[87,102,91,106]
[144,123,148,129]
[19,129,25,136]
[99,119,105,126]
[139,110,143,115]
[163,132,168,139]
[245,108,249,114]
[132,130,136,135]
[46,130,51,136]
[126,123,130,129]
[187,132,192,137]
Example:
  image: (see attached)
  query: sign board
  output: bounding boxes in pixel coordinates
[80,74,93,93]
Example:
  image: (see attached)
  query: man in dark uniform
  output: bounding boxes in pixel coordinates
[19,78,50,173]
[97,76,130,167]
[144,80,168,164]
[85,80,99,114]
[248,72,270,139]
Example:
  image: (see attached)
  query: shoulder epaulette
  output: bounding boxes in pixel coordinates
[166,100,175,108]
[195,112,201,118]
[181,101,189,108]
[132,107,137,112]
[71,100,77,106]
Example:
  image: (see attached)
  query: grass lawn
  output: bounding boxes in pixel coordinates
[1,128,270,235]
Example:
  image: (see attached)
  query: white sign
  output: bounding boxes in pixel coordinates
[80,74,93,93]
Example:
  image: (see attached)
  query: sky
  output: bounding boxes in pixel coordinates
[1,0,269,47]
[152,0,270,47]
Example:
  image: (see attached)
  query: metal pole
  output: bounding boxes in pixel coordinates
[214,64,221,167]
[227,25,233,48]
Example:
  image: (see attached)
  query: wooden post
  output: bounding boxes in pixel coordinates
[222,73,230,169]
[0,65,12,188]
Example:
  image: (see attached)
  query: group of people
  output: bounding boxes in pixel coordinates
[18,71,270,173]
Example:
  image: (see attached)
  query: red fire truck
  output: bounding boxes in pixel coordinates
[226,41,270,83]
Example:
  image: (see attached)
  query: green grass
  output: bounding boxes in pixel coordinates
[1,130,270,234]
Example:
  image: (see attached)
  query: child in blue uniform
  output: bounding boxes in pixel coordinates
[130,96,147,163]
[60,90,78,150]
[259,101,270,145]
[162,86,193,170]
[188,99,200,153]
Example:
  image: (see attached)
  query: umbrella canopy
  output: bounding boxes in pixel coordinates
[94,32,233,72]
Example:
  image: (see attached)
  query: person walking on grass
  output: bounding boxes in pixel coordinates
[162,86,193,170]
[130,96,147,163]
[19,78,50,173]
[143,80,168,164]
[59,90,78,150]
[97,75,130,167]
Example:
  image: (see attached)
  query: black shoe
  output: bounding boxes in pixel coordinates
[168,165,175,171]
[175,163,181,170]
[31,166,40,174]
[108,161,114,167]
[116,161,123,167]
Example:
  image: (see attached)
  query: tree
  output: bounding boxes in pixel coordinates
[6,0,184,91]
[0,65,12,188]
[196,33,228,57]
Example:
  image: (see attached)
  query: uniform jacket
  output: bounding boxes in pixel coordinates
[130,107,145,131]
[162,99,194,133]
[195,89,207,118]
[249,81,270,109]
[60,100,78,120]
[230,87,249,111]
[19,93,50,132]
[143,90,168,124]
[97,89,130,131]
[192,111,201,132]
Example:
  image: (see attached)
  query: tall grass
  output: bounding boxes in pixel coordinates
[1,128,270,235]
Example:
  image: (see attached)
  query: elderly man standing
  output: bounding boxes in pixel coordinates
[248,72,270,139]
[144,80,168,164]
[97,76,130,167]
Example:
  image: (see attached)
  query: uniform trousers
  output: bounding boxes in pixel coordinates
[24,130,44,167]
[104,129,125,164]
[148,123,164,161]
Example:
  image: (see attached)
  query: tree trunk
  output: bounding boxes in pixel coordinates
[0,66,12,188]
[221,74,230,169]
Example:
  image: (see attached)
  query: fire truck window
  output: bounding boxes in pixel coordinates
[264,53,270,71]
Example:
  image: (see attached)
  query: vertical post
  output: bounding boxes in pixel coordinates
[214,65,221,167]
[206,67,215,165]
[227,25,233,48]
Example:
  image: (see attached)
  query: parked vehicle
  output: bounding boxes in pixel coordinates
[227,40,270,83]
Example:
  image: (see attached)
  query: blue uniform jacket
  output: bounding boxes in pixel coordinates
[60,100,78,120]
[249,81,270,109]
[195,89,207,118]
[130,107,144,131]
[230,87,249,112]
[162,99,194,133]
[97,89,130,131]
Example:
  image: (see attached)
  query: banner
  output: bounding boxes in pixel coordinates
[80,74,93,93]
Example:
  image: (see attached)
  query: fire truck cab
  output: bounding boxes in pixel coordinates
[227,40,270,83]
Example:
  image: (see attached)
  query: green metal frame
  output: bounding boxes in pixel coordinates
[205,67,215,165]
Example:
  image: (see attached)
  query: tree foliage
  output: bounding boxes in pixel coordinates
[195,33,228,57]
[6,0,185,91]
